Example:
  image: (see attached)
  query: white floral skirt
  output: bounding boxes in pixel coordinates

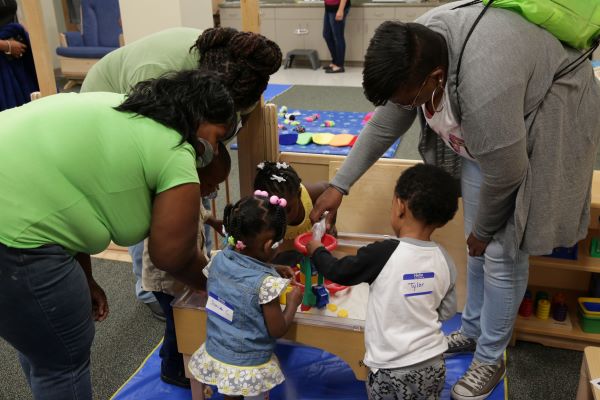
[188,344,284,396]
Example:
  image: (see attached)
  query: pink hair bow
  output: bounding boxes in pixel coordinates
[254,190,268,197]
[235,240,246,250]
[270,195,287,208]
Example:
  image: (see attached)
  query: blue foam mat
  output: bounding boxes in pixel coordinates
[111,314,506,400]
[264,84,293,101]
[232,108,399,158]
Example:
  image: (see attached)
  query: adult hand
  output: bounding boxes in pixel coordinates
[209,218,224,236]
[306,239,324,256]
[335,10,344,21]
[309,186,343,230]
[88,280,109,321]
[5,39,27,58]
[467,232,489,257]
[273,264,295,279]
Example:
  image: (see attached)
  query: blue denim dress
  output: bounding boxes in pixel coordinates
[188,248,290,397]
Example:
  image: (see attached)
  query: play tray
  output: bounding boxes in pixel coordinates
[578,297,600,316]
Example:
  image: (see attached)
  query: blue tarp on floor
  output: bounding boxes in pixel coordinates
[264,83,293,101]
[111,314,506,399]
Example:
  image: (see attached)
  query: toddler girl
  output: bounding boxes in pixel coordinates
[188,192,303,399]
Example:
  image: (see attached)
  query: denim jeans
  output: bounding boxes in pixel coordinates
[460,159,529,363]
[153,291,184,377]
[202,197,213,254]
[0,243,95,400]
[323,8,349,67]
[129,241,156,303]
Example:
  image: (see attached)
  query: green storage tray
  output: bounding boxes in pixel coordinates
[578,303,600,334]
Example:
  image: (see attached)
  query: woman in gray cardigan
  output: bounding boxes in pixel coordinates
[310,2,600,400]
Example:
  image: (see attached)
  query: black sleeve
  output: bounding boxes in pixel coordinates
[311,239,399,286]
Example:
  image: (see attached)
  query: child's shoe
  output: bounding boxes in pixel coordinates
[160,370,191,388]
[445,331,477,355]
[451,358,505,400]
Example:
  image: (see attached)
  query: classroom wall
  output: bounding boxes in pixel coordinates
[119,0,214,44]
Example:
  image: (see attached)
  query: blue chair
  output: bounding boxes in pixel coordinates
[56,0,121,88]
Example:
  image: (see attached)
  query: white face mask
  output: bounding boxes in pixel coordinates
[196,137,214,168]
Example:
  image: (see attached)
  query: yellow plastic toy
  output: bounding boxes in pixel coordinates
[337,309,348,318]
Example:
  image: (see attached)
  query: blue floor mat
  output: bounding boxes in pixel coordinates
[110,314,506,400]
[231,108,399,158]
[264,84,293,101]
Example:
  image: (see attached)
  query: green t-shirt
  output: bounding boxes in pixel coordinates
[81,27,202,94]
[0,92,199,254]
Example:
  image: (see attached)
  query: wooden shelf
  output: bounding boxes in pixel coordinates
[513,286,600,351]
[529,232,600,273]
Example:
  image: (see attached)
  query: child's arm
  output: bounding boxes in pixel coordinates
[205,216,224,236]
[306,239,399,286]
[437,248,458,321]
[262,286,303,338]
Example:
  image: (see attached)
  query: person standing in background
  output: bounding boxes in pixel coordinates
[322,0,350,74]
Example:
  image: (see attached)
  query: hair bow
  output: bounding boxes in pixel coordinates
[270,174,286,183]
[235,240,246,250]
[257,162,265,170]
[276,162,289,169]
[254,190,268,197]
[270,195,287,208]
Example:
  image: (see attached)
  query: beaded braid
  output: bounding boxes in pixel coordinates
[253,161,302,199]
[222,195,287,248]
[191,28,282,111]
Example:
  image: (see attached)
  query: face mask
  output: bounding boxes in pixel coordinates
[196,137,214,168]
[203,190,218,200]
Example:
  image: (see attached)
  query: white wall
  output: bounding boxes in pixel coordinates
[119,0,214,45]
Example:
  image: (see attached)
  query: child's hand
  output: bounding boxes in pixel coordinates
[306,239,324,256]
[273,264,295,279]
[286,286,304,308]
[208,218,224,236]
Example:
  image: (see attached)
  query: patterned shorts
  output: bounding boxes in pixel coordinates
[367,359,446,400]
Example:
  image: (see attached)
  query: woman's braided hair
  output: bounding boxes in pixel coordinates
[191,27,282,111]
[223,195,287,246]
[253,161,301,198]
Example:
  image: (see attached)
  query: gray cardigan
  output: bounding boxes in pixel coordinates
[331,1,600,255]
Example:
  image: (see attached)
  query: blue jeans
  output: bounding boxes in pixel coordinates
[323,8,349,67]
[460,159,530,363]
[153,291,184,377]
[0,243,95,400]
[129,241,156,304]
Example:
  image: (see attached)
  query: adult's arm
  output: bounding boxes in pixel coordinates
[310,104,415,224]
[148,183,208,290]
[75,253,109,321]
[330,103,416,193]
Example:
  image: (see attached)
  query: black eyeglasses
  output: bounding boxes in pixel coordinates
[221,116,243,143]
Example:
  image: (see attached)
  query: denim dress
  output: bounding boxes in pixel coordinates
[188,248,290,397]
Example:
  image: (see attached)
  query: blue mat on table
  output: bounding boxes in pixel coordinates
[231,108,400,158]
[264,83,293,101]
[110,313,507,400]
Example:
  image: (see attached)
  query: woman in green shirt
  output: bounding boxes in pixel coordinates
[0,69,235,400]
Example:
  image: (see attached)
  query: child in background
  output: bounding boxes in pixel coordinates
[141,144,231,388]
[254,161,332,241]
[307,164,459,400]
[188,192,303,400]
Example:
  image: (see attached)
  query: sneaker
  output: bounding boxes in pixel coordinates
[160,371,191,388]
[451,358,505,400]
[145,301,166,322]
[445,331,477,356]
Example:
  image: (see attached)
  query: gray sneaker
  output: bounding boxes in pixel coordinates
[445,331,477,355]
[451,358,506,400]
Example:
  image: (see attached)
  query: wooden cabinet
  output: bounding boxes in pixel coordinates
[219,4,436,63]
[511,171,600,351]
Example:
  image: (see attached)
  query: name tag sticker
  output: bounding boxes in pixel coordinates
[206,292,234,323]
[402,272,435,297]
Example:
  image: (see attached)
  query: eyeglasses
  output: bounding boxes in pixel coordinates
[390,77,430,111]
[221,116,243,143]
